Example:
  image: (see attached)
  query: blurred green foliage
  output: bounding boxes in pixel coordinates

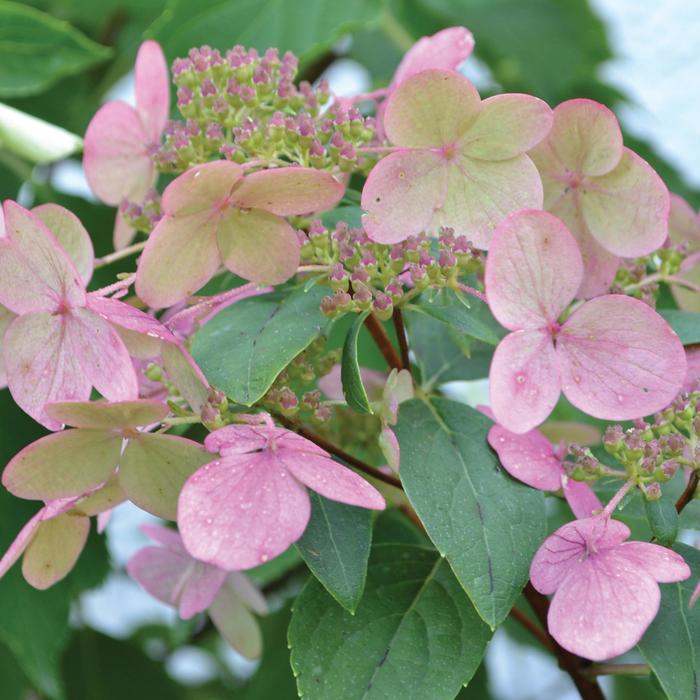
[0,0,697,698]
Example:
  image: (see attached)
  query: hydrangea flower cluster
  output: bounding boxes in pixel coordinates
[2,26,700,691]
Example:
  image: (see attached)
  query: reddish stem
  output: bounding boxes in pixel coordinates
[392,308,411,373]
[676,471,699,513]
[364,313,404,371]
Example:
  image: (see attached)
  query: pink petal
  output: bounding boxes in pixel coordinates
[489,330,561,434]
[487,424,562,491]
[672,263,700,313]
[378,425,400,472]
[485,209,583,331]
[668,193,700,246]
[548,550,662,661]
[32,203,94,285]
[0,508,47,580]
[530,517,630,594]
[225,571,268,615]
[0,201,85,314]
[75,477,127,516]
[178,453,311,570]
[162,160,243,216]
[217,208,300,285]
[581,148,669,257]
[45,398,169,429]
[562,478,602,519]
[557,295,686,421]
[279,450,385,510]
[460,94,553,161]
[113,211,137,250]
[209,578,263,658]
[22,513,90,590]
[392,27,474,86]
[127,546,226,618]
[683,346,700,393]
[383,69,480,148]
[615,541,690,583]
[530,98,623,177]
[4,312,92,429]
[0,304,15,388]
[204,425,270,455]
[361,150,447,244]
[161,343,210,413]
[2,428,122,500]
[141,523,187,553]
[135,211,221,308]
[230,168,343,216]
[83,101,154,205]
[134,40,169,144]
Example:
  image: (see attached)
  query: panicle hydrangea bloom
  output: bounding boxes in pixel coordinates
[135,160,343,307]
[0,201,178,429]
[0,477,125,589]
[2,400,210,520]
[529,99,669,297]
[485,209,686,433]
[530,504,690,660]
[178,415,385,570]
[361,69,553,247]
[128,524,267,658]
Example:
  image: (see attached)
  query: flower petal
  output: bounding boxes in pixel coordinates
[161,342,210,414]
[135,210,221,308]
[113,211,137,250]
[217,208,300,285]
[279,450,385,510]
[547,552,661,661]
[487,424,562,491]
[32,203,94,285]
[178,453,311,570]
[2,429,122,500]
[225,571,268,615]
[361,149,447,244]
[209,578,263,658]
[119,433,211,520]
[383,69,480,148]
[615,541,690,583]
[0,507,47,580]
[460,94,553,161]
[141,523,188,553]
[392,27,474,86]
[134,40,170,144]
[485,209,582,331]
[489,330,561,434]
[0,304,15,388]
[231,168,343,216]
[581,148,669,257]
[203,424,270,455]
[83,101,153,205]
[22,512,90,590]
[562,478,602,519]
[0,201,85,314]
[530,98,623,177]
[557,296,686,421]
[45,399,169,429]
[530,517,629,594]
[668,193,700,246]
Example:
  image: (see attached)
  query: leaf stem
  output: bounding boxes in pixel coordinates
[364,312,403,371]
[392,308,411,373]
[523,583,605,700]
[94,240,146,269]
[509,606,554,651]
[276,415,403,490]
[584,663,650,678]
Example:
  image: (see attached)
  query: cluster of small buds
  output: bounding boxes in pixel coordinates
[119,190,162,234]
[260,339,340,422]
[612,242,688,304]
[155,45,375,171]
[568,393,700,500]
[302,222,483,319]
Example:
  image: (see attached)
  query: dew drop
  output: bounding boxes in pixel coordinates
[515,373,526,384]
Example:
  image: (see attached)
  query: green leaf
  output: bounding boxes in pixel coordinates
[658,309,700,345]
[322,205,363,228]
[408,289,502,346]
[191,285,329,405]
[296,492,372,612]
[341,310,374,414]
[151,0,385,66]
[0,102,82,162]
[638,543,700,700]
[289,544,491,700]
[0,1,111,97]
[644,497,679,547]
[394,398,546,628]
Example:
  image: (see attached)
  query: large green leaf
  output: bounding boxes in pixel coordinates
[341,310,374,414]
[289,544,491,700]
[658,309,700,345]
[644,497,678,547]
[191,285,329,405]
[394,398,546,628]
[0,1,111,97]
[151,0,385,65]
[296,492,372,612]
[638,543,700,700]
[407,289,502,346]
